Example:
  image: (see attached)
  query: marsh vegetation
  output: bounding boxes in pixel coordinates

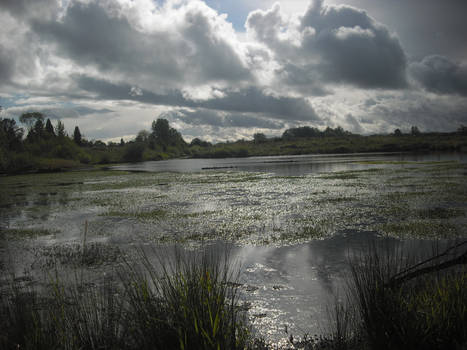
[1,153,466,347]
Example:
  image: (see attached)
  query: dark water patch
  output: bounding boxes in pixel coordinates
[53,181,83,187]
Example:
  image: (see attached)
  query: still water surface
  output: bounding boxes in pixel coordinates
[112,152,466,175]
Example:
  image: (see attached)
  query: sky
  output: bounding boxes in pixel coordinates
[1,0,466,143]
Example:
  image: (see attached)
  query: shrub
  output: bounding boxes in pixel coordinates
[123,142,145,162]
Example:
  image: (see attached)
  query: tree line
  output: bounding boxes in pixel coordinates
[1,107,466,174]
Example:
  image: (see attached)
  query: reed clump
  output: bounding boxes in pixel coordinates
[317,242,467,350]
[0,249,252,350]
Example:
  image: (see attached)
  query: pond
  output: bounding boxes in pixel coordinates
[111,152,467,175]
[1,152,466,343]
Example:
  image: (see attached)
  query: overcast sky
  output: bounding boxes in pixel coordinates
[1,0,466,142]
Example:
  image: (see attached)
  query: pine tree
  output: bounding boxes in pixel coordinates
[55,120,66,137]
[73,126,82,145]
[45,118,55,137]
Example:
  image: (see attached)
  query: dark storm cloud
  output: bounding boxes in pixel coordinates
[410,55,467,96]
[3,105,114,120]
[31,2,183,81]
[163,109,284,129]
[73,75,320,122]
[301,1,407,88]
[274,63,329,96]
[247,1,407,90]
[0,0,58,19]
[369,93,467,132]
[0,47,14,85]
[31,1,250,87]
[327,0,467,60]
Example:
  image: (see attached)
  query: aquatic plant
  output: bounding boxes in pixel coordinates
[0,248,252,350]
[321,241,467,350]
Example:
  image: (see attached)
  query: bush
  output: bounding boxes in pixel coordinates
[123,142,145,162]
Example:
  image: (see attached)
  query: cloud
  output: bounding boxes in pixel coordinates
[0,0,58,20]
[3,104,113,120]
[1,0,464,141]
[0,46,14,85]
[162,108,285,129]
[73,75,320,122]
[410,55,467,96]
[31,1,251,91]
[246,1,407,90]
[362,91,467,132]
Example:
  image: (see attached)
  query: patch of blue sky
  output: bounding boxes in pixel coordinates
[0,94,30,108]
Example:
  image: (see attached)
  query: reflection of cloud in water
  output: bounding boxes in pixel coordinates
[229,231,436,342]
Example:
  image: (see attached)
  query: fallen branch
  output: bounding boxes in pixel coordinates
[387,240,467,288]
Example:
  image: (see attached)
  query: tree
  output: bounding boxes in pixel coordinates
[457,125,467,135]
[0,118,24,151]
[120,138,125,146]
[136,130,150,143]
[55,120,66,137]
[411,126,420,135]
[394,128,402,136]
[45,118,55,137]
[26,118,45,142]
[151,118,170,144]
[253,133,267,143]
[190,138,211,147]
[124,142,145,162]
[19,112,44,131]
[73,126,82,145]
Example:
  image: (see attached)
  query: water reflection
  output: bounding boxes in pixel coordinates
[226,232,450,341]
[130,233,445,342]
[112,152,467,176]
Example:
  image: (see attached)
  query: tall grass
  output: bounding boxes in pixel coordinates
[323,242,467,350]
[0,248,252,350]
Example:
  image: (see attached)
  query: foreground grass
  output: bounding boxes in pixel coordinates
[2,241,466,350]
[0,249,253,350]
[315,242,467,350]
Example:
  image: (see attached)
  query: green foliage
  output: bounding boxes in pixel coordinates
[73,126,82,145]
[55,120,66,137]
[2,110,466,175]
[151,118,187,149]
[124,142,146,162]
[282,125,351,140]
[253,133,267,143]
[19,112,44,130]
[45,118,55,137]
[190,138,212,147]
[0,118,23,151]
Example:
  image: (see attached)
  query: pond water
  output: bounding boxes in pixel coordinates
[112,152,467,175]
[1,152,466,344]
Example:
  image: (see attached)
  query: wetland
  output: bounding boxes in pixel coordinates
[1,152,466,345]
